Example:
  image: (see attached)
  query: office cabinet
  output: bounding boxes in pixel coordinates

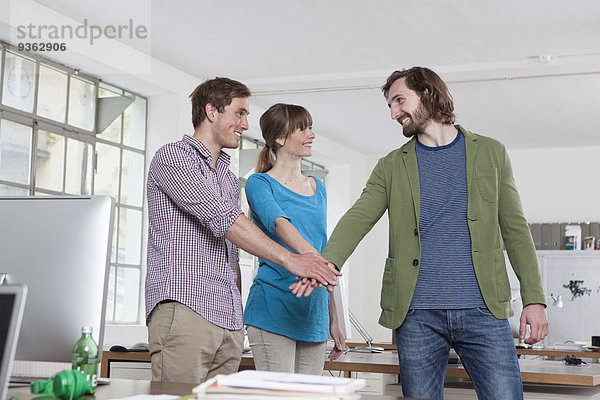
[109,361,151,380]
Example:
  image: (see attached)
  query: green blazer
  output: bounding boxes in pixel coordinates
[322,125,546,329]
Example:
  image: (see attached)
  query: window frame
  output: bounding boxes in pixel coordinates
[0,41,148,325]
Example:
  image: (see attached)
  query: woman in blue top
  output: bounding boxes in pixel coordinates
[244,103,345,374]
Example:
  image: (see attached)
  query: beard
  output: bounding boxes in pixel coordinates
[398,103,431,138]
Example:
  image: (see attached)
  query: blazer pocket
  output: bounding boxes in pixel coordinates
[476,167,498,203]
[380,257,397,311]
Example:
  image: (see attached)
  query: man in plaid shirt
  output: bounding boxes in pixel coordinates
[145,77,340,384]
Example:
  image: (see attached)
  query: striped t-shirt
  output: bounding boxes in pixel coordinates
[410,130,486,309]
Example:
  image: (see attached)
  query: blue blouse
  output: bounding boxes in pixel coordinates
[243,173,329,342]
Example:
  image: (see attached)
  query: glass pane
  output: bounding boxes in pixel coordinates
[65,138,92,195]
[115,267,140,322]
[95,142,120,200]
[37,64,67,122]
[0,119,32,184]
[0,184,28,196]
[239,187,254,260]
[106,266,116,322]
[97,87,122,143]
[32,191,54,196]
[35,130,65,192]
[2,52,36,112]
[241,138,257,149]
[118,207,142,265]
[123,96,146,150]
[68,76,95,131]
[100,115,122,144]
[111,207,119,263]
[120,149,144,207]
[99,82,122,95]
[224,147,238,177]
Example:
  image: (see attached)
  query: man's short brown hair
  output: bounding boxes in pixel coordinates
[382,67,455,125]
[189,77,251,129]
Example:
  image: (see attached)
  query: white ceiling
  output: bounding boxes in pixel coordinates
[17,0,600,155]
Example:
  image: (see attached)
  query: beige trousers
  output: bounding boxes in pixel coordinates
[148,301,243,384]
[246,325,326,375]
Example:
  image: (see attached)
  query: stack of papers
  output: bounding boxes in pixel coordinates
[193,370,365,399]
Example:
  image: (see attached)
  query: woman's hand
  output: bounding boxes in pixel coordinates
[328,317,346,361]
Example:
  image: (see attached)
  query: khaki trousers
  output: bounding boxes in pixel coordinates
[148,301,243,384]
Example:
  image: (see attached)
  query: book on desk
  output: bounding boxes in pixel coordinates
[194,370,366,399]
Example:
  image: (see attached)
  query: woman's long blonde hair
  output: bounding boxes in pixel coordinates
[255,103,313,173]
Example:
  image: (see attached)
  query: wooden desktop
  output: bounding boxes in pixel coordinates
[101,346,600,386]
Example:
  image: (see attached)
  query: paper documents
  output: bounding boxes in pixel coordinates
[194,370,365,399]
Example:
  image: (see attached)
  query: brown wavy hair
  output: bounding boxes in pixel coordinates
[255,103,313,173]
[189,77,251,129]
[382,67,455,125]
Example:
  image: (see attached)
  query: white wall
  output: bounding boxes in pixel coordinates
[340,154,392,343]
[317,138,378,343]
[357,184,392,341]
[509,147,600,223]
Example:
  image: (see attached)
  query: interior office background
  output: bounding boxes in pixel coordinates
[1,0,599,348]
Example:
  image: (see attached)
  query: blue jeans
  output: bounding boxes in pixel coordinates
[394,308,523,400]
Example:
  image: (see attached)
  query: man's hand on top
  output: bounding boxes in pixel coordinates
[289,262,339,298]
[284,253,340,290]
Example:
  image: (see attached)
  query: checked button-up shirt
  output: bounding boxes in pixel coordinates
[145,135,243,330]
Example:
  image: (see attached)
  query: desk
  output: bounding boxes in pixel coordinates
[99,351,401,378]
[101,351,153,378]
[327,352,399,376]
[242,352,401,377]
[244,352,400,376]
[518,348,600,361]
[446,359,600,386]
[7,378,412,400]
[102,350,600,386]
[326,352,600,386]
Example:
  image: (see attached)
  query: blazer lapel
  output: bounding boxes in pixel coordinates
[460,125,479,212]
[401,138,420,223]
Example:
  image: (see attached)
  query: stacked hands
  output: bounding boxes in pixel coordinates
[284,252,344,361]
[285,252,340,298]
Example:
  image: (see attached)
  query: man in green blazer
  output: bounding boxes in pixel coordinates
[320,67,547,399]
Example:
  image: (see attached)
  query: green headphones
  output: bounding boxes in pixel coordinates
[31,369,92,400]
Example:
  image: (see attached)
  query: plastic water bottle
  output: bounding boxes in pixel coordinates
[72,326,98,393]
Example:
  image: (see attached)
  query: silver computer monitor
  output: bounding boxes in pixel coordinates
[0,196,114,365]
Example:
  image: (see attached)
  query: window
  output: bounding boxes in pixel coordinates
[0,42,147,324]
